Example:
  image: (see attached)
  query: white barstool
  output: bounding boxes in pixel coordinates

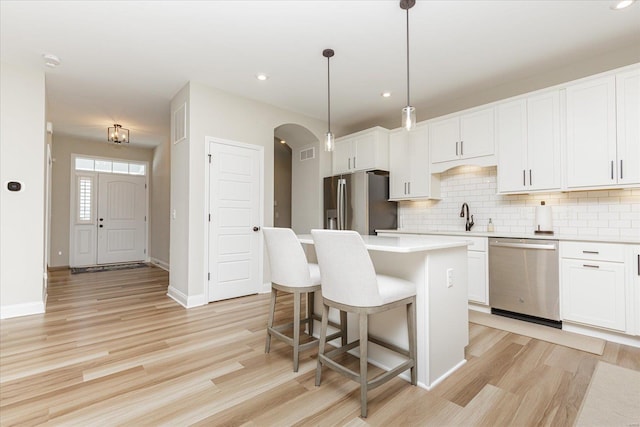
[262,227,346,372]
[311,229,417,418]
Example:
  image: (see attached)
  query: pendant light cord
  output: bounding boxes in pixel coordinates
[327,55,331,132]
[406,6,410,107]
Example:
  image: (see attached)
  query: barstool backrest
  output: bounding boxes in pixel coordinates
[263,227,314,287]
[311,229,380,307]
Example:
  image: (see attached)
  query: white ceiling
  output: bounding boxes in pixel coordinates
[1,0,639,147]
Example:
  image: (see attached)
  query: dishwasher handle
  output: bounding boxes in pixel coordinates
[490,241,557,250]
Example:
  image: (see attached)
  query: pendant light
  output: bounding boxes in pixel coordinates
[400,0,416,131]
[323,48,335,152]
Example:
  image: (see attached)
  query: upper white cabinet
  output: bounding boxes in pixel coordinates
[332,127,389,175]
[389,125,440,200]
[497,90,561,193]
[430,107,495,172]
[616,69,640,185]
[566,71,640,189]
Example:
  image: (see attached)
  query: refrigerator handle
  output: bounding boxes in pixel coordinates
[336,179,342,230]
[342,179,348,229]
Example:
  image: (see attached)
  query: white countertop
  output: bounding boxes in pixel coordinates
[376,229,640,245]
[297,234,470,253]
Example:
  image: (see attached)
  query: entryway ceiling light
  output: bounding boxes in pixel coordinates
[108,124,129,144]
[323,48,335,152]
[256,73,269,81]
[42,53,61,68]
[400,0,416,131]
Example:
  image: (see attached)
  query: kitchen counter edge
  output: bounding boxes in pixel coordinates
[376,229,640,245]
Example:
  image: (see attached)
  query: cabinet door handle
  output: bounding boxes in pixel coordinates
[583,264,600,269]
[353,157,356,169]
[620,159,623,180]
[456,141,459,156]
[611,160,614,180]
[461,140,464,156]
[348,158,351,170]
[404,182,407,195]
[408,182,411,194]
[582,250,599,254]
[523,170,526,186]
[529,169,532,186]
[637,254,639,276]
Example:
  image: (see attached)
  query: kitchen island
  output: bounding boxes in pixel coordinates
[298,234,470,389]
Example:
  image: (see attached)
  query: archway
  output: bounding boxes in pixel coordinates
[273,123,322,234]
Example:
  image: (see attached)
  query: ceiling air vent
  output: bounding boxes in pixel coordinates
[299,147,315,161]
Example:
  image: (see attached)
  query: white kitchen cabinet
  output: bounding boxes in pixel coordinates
[497,91,561,193]
[332,127,389,175]
[389,125,440,200]
[468,250,488,305]
[616,69,640,186]
[631,245,640,336]
[561,242,627,332]
[430,107,495,166]
[565,73,640,189]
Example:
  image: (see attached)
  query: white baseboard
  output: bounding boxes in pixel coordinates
[468,303,491,313]
[260,281,271,294]
[563,322,640,348]
[167,286,205,308]
[1,301,45,319]
[149,257,170,272]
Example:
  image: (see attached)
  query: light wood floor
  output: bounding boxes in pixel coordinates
[1,266,639,426]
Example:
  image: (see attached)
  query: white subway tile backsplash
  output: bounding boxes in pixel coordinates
[398,166,640,239]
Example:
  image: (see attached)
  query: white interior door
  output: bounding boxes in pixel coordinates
[96,174,146,264]
[208,140,262,302]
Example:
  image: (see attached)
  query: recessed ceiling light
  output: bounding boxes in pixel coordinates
[381,91,392,98]
[42,53,60,68]
[611,0,635,9]
[280,139,286,144]
[256,73,269,81]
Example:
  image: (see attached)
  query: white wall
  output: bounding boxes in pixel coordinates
[0,61,46,318]
[399,166,640,240]
[150,138,171,268]
[169,81,333,306]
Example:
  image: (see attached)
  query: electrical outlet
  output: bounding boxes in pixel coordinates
[446,268,454,288]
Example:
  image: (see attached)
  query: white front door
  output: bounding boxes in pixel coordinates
[96,174,147,264]
[208,140,262,301]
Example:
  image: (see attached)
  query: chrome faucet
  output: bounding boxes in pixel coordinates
[460,202,474,232]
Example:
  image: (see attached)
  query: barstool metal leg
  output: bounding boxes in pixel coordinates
[265,288,277,353]
[359,312,369,418]
[293,290,302,372]
[308,291,315,336]
[315,303,330,386]
[407,298,417,385]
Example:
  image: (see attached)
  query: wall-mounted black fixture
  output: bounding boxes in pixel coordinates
[7,181,22,192]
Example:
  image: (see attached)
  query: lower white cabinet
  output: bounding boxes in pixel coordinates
[467,250,487,304]
[560,241,627,332]
[632,245,640,336]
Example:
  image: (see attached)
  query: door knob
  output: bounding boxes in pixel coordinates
[253,226,260,232]
[99,225,103,228]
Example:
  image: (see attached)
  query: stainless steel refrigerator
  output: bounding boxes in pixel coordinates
[323,170,397,235]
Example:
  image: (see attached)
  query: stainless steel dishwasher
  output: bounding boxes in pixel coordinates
[489,238,561,328]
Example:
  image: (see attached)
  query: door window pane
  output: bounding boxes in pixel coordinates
[75,158,94,171]
[112,161,129,174]
[129,163,146,175]
[94,160,112,172]
[78,177,92,222]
